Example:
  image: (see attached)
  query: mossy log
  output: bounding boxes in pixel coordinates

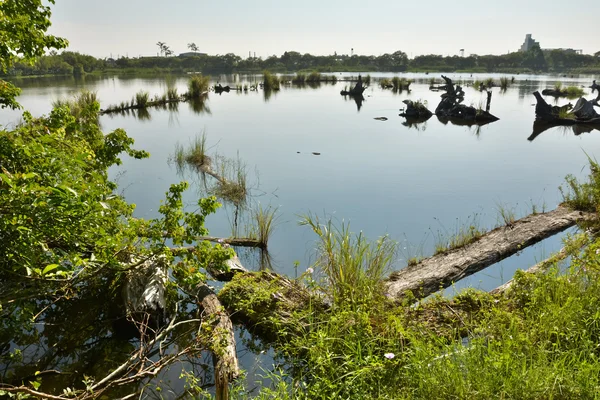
[385,206,591,302]
[218,271,327,343]
[533,91,600,126]
[197,283,240,400]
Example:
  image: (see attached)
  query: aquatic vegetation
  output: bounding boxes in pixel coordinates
[379,78,392,88]
[499,76,510,90]
[306,71,321,83]
[363,74,371,86]
[292,72,306,84]
[52,90,99,121]
[554,81,563,91]
[432,213,485,255]
[485,77,495,88]
[299,213,396,304]
[134,90,149,107]
[496,202,517,226]
[262,70,280,90]
[560,157,600,213]
[187,74,210,98]
[247,205,280,248]
[565,86,585,99]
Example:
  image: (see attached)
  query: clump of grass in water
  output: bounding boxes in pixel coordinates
[187,74,210,98]
[262,70,280,90]
[380,78,392,88]
[135,91,149,107]
[565,86,585,99]
[499,77,509,90]
[554,81,563,92]
[292,73,306,84]
[247,205,280,248]
[52,90,100,123]
[300,213,396,305]
[306,71,321,83]
[485,77,495,88]
[558,107,575,119]
[363,75,371,86]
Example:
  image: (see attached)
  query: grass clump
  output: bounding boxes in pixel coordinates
[247,205,279,248]
[187,74,210,98]
[52,90,100,123]
[300,214,396,305]
[496,202,517,226]
[291,72,306,84]
[306,71,321,83]
[134,90,149,107]
[565,85,585,99]
[554,81,563,91]
[379,78,392,88]
[560,157,600,213]
[499,76,509,90]
[432,214,485,255]
[262,70,280,90]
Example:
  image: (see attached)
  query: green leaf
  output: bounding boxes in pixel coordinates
[42,264,59,275]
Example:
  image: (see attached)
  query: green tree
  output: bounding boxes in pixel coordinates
[0,0,67,109]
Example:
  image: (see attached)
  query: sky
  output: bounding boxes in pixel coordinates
[47,0,599,59]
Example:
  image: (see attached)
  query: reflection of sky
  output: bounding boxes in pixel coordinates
[2,73,599,295]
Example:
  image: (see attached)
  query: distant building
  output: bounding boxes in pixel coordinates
[520,34,539,52]
[178,52,207,58]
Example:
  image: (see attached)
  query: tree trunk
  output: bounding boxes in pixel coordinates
[197,284,240,400]
[385,207,590,301]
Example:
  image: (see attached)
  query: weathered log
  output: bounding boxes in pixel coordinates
[385,206,591,301]
[218,271,327,343]
[399,100,433,119]
[197,283,240,400]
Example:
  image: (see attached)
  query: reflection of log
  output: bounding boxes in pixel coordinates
[528,120,600,141]
[385,206,591,302]
[197,284,240,400]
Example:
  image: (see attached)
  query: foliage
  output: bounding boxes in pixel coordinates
[0,0,67,109]
[560,157,600,213]
[299,214,396,306]
[0,96,234,397]
[432,214,485,255]
[187,74,210,98]
[262,70,280,90]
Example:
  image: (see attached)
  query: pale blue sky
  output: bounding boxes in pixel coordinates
[48,0,599,59]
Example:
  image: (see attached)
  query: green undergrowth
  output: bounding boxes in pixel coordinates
[224,235,600,399]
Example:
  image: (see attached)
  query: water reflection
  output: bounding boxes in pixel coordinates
[341,94,364,111]
[528,121,600,141]
[402,116,431,130]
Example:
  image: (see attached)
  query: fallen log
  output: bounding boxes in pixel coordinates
[197,283,240,400]
[385,206,591,302]
[218,271,327,343]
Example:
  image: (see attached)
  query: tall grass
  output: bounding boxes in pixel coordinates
[432,214,485,255]
[499,77,509,90]
[306,71,321,83]
[52,90,99,123]
[554,81,563,91]
[560,157,600,212]
[379,78,392,88]
[262,71,280,90]
[248,205,279,248]
[496,202,517,226]
[300,214,396,305]
[135,91,149,107]
[565,86,585,99]
[188,74,210,98]
[292,73,306,84]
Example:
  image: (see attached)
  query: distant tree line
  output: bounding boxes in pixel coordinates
[3,45,600,77]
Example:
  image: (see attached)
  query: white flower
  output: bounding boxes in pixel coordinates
[384,353,395,359]
[306,267,314,274]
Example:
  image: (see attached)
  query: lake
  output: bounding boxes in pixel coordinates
[2,71,598,391]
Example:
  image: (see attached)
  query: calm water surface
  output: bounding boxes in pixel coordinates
[4,72,598,292]
[3,71,599,391]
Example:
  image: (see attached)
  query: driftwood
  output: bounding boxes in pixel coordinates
[214,84,231,94]
[197,283,240,400]
[385,206,590,302]
[434,75,499,123]
[532,91,600,133]
[340,74,366,96]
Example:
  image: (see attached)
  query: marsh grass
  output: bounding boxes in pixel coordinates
[363,74,371,86]
[432,214,485,255]
[554,81,563,91]
[496,202,517,226]
[247,205,280,248]
[187,74,210,98]
[560,157,600,213]
[306,71,321,83]
[292,73,306,84]
[485,77,495,88]
[499,77,509,90]
[379,78,392,88]
[565,86,585,99]
[263,71,280,90]
[211,153,248,207]
[558,107,575,119]
[472,79,482,90]
[52,90,100,123]
[300,213,396,305]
